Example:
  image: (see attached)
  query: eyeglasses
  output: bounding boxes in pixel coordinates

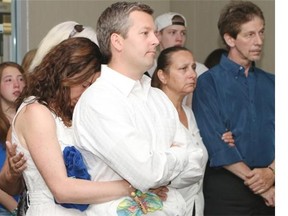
[68,24,84,38]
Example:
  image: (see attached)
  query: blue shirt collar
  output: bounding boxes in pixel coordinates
[219,54,256,77]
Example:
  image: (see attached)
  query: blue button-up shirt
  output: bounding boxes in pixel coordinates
[192,55,275,168]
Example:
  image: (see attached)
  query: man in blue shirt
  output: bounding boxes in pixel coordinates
[192,1,275,215]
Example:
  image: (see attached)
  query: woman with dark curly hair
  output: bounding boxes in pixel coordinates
[10,37,135,216]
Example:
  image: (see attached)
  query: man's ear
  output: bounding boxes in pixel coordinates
[110,33,124,52]
[224,33,235,48]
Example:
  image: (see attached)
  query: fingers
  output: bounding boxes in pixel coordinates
[263,194,275,207]
[222,132,235,146]
[244,176,258,188]
[6,141,17,157]
[9,153,27,176]
[260,187,275,207]
[245,168,274,195]
[149,186,169,201]
[11,152,25,164]
[156,191,168,201]
[227,143,235,147]
[252,185,268,194]
[245,175,269,194]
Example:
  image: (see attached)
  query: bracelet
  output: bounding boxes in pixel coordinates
[268,166,275,174]
[131,189,148,214]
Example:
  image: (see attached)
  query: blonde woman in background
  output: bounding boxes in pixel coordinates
[21,49,37,73]
[28,21,98,73]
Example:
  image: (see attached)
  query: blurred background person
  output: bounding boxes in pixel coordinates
[21,49,37,74]
[0,62,26,215]
[204,48,227,69]
[150,12,208,107]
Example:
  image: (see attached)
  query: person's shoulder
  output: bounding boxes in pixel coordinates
[22,102,51,119]
[196,62,208,76]
[197,66,215,80]
[15,102,54,131]
[150,87,175,106]
[150,86,167,97]
[255,67,275,80]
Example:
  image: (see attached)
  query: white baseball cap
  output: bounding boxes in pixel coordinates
[155,12,187,31]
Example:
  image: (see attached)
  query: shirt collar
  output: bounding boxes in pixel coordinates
[101,65,151,98]
[219,54,255,77]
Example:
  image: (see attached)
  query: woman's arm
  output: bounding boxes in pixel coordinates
[0,189,18,212]
[0,127,26,195]
[0,154,25,195]
[222,132,275,194]
[16,103,134,204]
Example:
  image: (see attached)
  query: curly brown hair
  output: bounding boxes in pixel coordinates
[16,37,102,127]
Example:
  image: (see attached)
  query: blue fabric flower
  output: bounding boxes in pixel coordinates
[55,146,90,211]
[63,146,91,180]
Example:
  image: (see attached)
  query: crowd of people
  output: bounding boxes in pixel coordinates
[0,1,275,216]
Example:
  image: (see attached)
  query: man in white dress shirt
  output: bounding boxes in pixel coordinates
[73,2,202,215]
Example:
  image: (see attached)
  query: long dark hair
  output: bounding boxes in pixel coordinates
[16,37,102,126]
[0,107,9,144]
[0,62,25,144]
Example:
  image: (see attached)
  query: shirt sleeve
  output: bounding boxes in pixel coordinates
[192,73,243,167]
[170,147,203,188]
[73,91,189,192]
[170,108,206,188]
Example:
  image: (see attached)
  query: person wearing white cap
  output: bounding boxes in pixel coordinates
[147,12,208,107]
[147,12,186,76]
[155,12,187,51]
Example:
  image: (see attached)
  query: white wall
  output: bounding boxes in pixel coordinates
[21,0,274,73]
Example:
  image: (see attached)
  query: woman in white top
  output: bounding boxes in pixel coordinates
[151,46,234,216]
[11,37,138,216]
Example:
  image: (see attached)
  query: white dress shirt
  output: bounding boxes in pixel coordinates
[175,106,208,216]
[73,65,202,215]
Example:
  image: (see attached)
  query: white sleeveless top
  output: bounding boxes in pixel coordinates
[12,96,82,216]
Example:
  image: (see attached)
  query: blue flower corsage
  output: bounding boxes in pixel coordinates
[55,146,91,211]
